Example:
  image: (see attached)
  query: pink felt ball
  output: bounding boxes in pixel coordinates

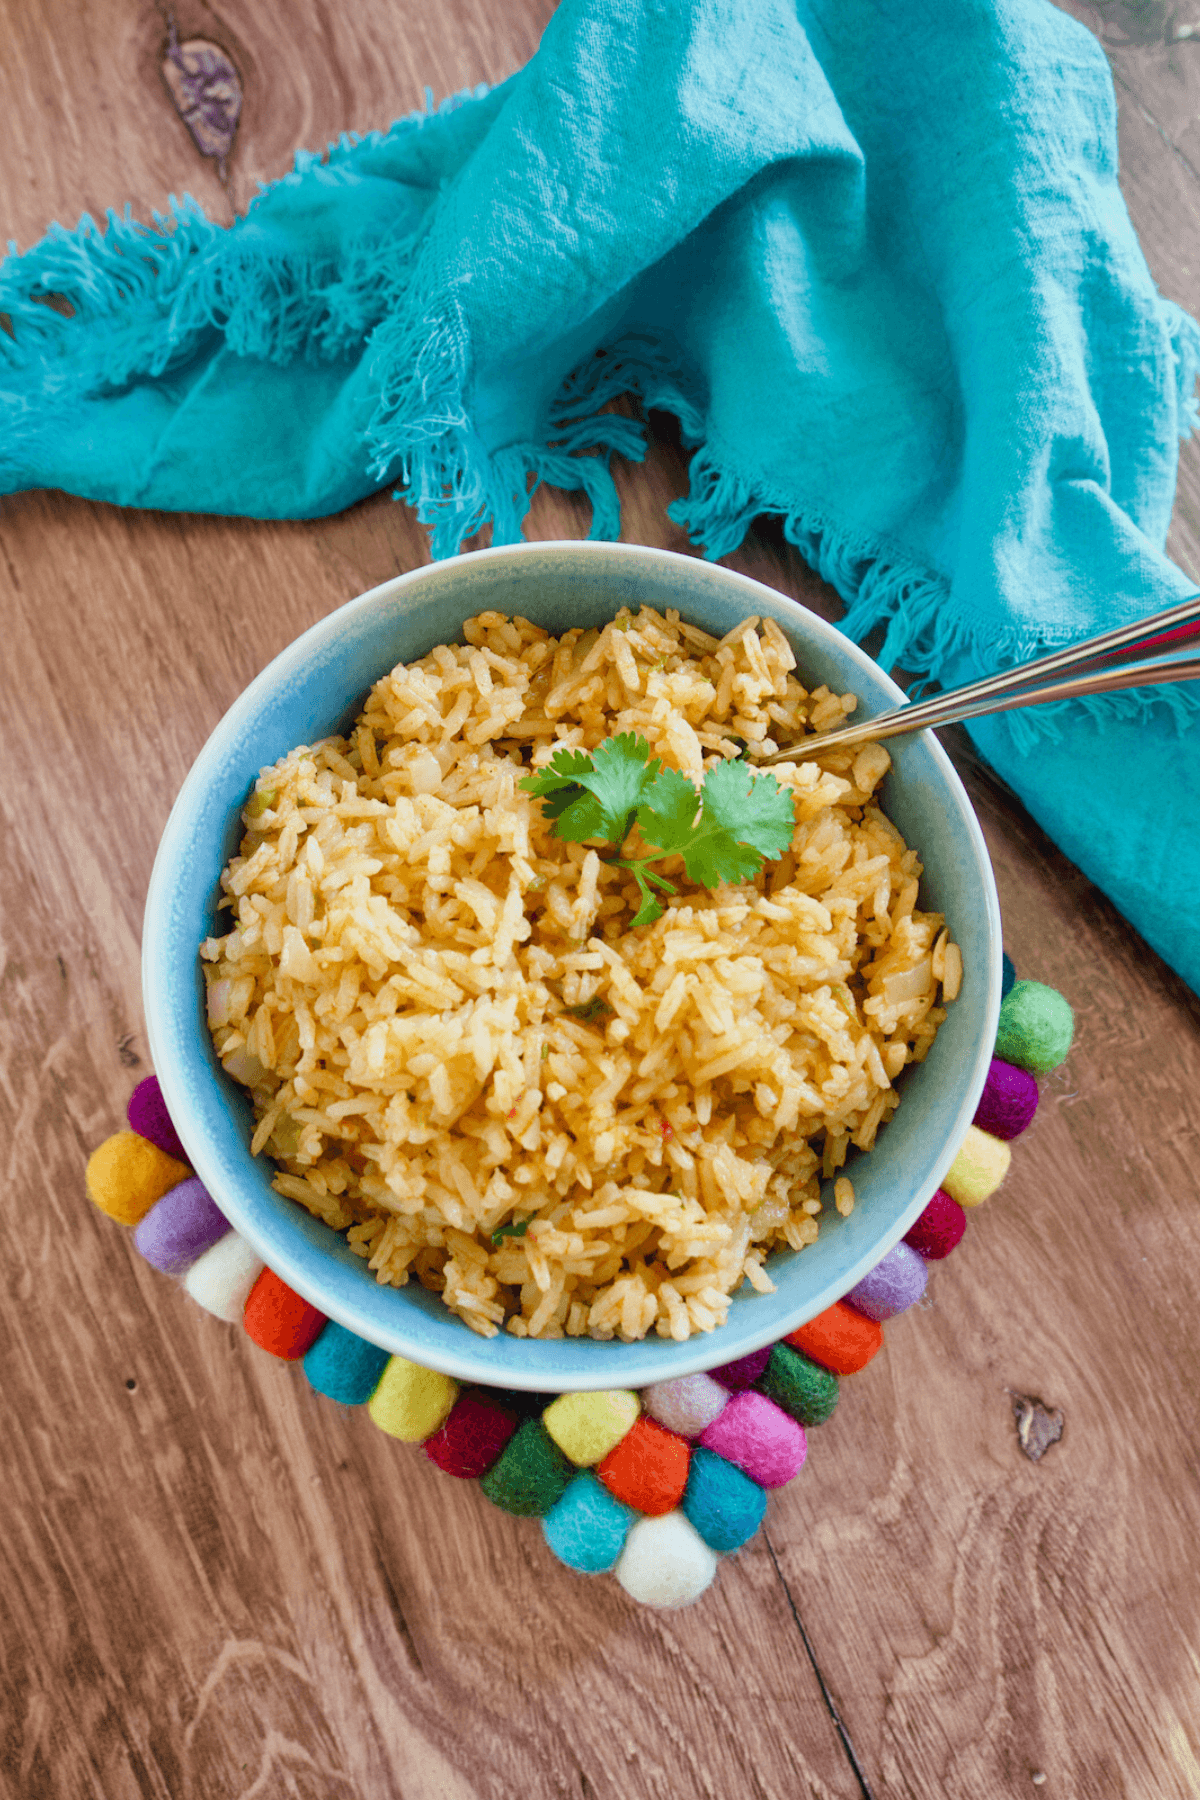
[972,1056,1038,1141]
[698,1391,806,1488]
[904,1188,967,1259]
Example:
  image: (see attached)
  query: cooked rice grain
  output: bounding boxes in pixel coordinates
[202,606,957,1341]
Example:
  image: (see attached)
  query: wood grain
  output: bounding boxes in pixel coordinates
[1,4,1199,1798]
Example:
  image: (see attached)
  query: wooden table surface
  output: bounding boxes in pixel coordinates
[3,4,1199,1796]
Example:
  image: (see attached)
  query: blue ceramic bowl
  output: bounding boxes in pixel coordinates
[144,541,1001,1390]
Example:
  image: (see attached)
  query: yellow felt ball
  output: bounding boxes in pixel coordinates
[367,1357,458,1442]
[85,1130,190,1226]
[942,1125,1011,1207]
[543,1390,641,1466]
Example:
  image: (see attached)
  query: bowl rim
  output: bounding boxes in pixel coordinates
[144,539,1002,1388]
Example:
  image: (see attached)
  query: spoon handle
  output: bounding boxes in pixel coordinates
[751,595,1200,766]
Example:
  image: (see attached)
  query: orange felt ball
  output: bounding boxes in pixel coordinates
[243,1267,328,1360]
[786,1301,883,1375]
[597,1415,690,1516]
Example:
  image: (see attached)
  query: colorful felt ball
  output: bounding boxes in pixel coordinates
[243,1267,328,1360]
[425,1391,519,1479]
[85,1130,190,1226]
[710,1347,772,1391]
[641,1373,730,1439]
[846,1241,928,1322]
[368,1357,459,1443]
[993,980,1074,1074]
[303,1322,391,1405]
[682,1447,767,1553]
[182,1231,264,1321]
[542,1389,640,1466]
[699,1391,806,1488]
[1001,952,1016,998]
[479,1419,573,1516]
[126,1075,189,1164]
[903,1189,967,1260]
[973,1056,1039,1141]
[756,1343,839,1426]
[542,1472,635,1573]
[942,1125,1011,1207]
[614,1512,719,1608]
[597,1415,690,1516]
[133,1176,228,1275]
[786,1301,883,1375]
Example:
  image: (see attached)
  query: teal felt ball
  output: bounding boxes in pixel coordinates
[993,980,1074,1074]
[682,1447,767,1553]
[542,1472,635,1572]
[303,1322,391,1405]
[1001,952,1016,998]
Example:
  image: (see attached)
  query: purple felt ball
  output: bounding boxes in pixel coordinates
[127,1076,188,1164]
[972,1057,1038,1141]
[846,1242,928,1322]
[134,1177,229,1276]
[710,1347,772,1391]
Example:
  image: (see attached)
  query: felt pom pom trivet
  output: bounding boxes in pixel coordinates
[83,968,1071,1608]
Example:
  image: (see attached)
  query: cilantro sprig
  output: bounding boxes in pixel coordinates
[520,733,795,927]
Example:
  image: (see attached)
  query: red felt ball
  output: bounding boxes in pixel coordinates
[242,1268,328,1360]
[425,1391,519,1478]
[786,1301,883,1375]
[903,1188,967,1259]
[597,1415,690,1516]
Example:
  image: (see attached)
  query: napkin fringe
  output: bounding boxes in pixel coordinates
[667,441,1200,747]
[369,326,678,556]
[0,201,218,384]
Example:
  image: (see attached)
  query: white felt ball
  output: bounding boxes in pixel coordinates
[183,1231,264,1321]
[642,1373,730,1438]
[614,1512,719,1608]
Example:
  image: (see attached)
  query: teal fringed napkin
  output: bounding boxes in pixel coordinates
[3,0,1198,989]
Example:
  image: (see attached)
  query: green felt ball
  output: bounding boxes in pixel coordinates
[479,1419,573,1517]
[756,1343,839,1427]
[993,980,1074,1074]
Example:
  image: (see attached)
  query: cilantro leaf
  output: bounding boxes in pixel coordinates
[662,758,795,891]
[520,747,595,820]
[636,765,701,846]
[491,1216,532,1245]
[564,996,612,1022]
[550,790,607,841]
[626,862,677,929]
[571,734,661,843]
[521,734,661,846]
[523,747,596,791]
